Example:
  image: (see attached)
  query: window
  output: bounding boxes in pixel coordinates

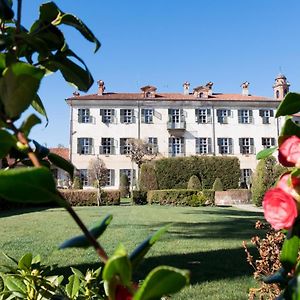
[141,109,154,123]
[77,138,93,154]
[238,109,253,124]
[78,108,91,123]
[195,109,211,124]
[241,169,252,188]
[120,109,135,124]
[217,138,233,154]
[239,138,254,154]
[79,169,88,186]
[120,138,131,155]
[217,109,231,124]
[276,90,280,99]
[262,137,276,149]
[120,169,136,186]
[196,138,212,154]
[147,137,158,154]
[100,109,115,123]
[259,109,274,124]
[167,109,186,129]
[100,138,115,154]
[168,137,184,157]
[105,169,115,186]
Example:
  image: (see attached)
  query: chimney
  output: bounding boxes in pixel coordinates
[241,81,250,96]
[97,80,105,95]
[183,81,190,95]
[205,82,213,95]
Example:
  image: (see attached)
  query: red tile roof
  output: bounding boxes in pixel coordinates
[49,147,69,160]
[67,92,274,102]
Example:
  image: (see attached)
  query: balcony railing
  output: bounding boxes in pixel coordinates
[99,146,115,155]
[167,121,186,130]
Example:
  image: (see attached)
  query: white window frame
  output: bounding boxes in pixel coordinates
[196,138,211,154]
[217,109,230,124]
[218,138,232,155]
[78,108,91,123]
[142,109,154,124]
[169,137,184,157]
[120,138,131,155]
[148,137,158,154]
[121,109,134,124]
[100,138,114,154]
[238,109,253,124]
[262,137,275,149]
[77,138,93,155]
[101,109,115,123]
[79,169,88,186]
[240,138,254,154]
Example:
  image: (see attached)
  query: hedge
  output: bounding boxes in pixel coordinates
[131,190,148,205]
[59,189,120,206]
[151,156,240,190]
[147,189,209,206]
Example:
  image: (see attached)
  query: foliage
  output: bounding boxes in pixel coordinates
[59,189,120,206]
[147,189,208,206]
[202,189,215,205]
[131,190,147,205]
[0,1,189,299]
[139,164,158,191]
[119,173,130,198]
[72,176,83,189]
[251,156,286,206]
[154,156,240,190]
[212,177,223,191]
[243,221,285,300]
[187,175,201,190]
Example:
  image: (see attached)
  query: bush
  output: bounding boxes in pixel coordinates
[132,190,148,205]
[72,176,83,189]
[59,189,120,206]
[187,175,201,190]
[154,156,240,190]
[212,177,223,191]
[139,164,158,191]
[202,189,215,205]
[251,156,287,206]
[119,174,130,198]
[147,189,208,206]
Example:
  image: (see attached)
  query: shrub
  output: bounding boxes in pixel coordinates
[147,189,207,206]
[119,174,130,198]
[187,175,201,190]
[139,164,158,191]
[59,189,120,206]
[251,156,287,206]
[132,190,148,205]
[202,189,215,205]
[212,177,223,191]
[154,156,240,190]
[72,176,83,189]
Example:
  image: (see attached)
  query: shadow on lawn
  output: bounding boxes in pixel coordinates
[183,207,264,217]
[54,247,255,285]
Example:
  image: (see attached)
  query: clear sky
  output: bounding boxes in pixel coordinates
[21,0,300,147]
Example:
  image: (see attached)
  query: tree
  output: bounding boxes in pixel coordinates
[212,177,224,191]
[139,163,158,191]
[119,173,130,198]
[187,175,201,190]
[88,157,108,205]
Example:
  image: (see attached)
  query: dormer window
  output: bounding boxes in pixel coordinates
[140,85,157,98]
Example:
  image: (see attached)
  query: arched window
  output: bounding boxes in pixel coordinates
[199,92,203,98]
[284,89,288,96]
[276,90,280,99]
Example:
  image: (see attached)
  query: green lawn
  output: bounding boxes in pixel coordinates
[0,205,264,299]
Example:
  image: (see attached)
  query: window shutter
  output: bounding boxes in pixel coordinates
[229,138,233,154]
[216,109,221,117]
[259,110,264,117]
[195,109,199,122]
[111,109,115,116]
[238,110,241,117]
[111,169,115,186]
[217,138,221,146]
[78,109,82,123]
[271,138,276,146]
[141,109,145,116]
[228,109,232,117]
[270,110,274,117]
[207,109,211,116]
[208,138,212,153]
[89,138,93,154]
[77,138,81,154]
[168,137,172,153]
[249,110,253,117]
[239,138,243,146]
[250,138,254,145]
[168,109,172,115]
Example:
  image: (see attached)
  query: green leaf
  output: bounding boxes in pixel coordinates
[20,114,41,136]
[256,146,277,160]
[130,226,169,269]
[66,274,80,299]
[59,214,112,249]
[18,253,32,271]
[0,130,15,158]
[0,62,45,118]
[280,118,300,138]
[0,0,14,20]
[4,275,27,296]
[281,228,300,270]
[31,95,48,125]
[33,140,50,158]
[48,152,74,180]
[0,53,6,71]
[133,266,190,300]
[70,267,84,279]
[103,244,131,287]
[0,167,67,207]
[276,93,300,117]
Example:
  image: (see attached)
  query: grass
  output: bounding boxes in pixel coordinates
[0,205,264,299]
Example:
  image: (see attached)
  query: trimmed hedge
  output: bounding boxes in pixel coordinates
[152,156,240,190]
[139,164,158,191]
[147,189,208,206]
[131,191,148,205]
[59,189,120,206]
[202,189,215,205]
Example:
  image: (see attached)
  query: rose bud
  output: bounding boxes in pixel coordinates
[278,135,300,167]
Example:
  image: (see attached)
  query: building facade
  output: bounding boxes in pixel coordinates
[66,75,289,189]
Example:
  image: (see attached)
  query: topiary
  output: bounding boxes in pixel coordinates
[119,173,130,198]
[187,175,201,190]
[72,176,83,189]
[212,177,223,191]
[139,163,158,191]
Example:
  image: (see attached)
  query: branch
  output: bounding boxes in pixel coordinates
[16,0,22,33]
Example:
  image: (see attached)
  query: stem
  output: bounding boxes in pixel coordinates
[16,0,22,33]
[64,201,108,263]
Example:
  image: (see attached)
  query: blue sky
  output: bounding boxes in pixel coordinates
[21,0,300,147]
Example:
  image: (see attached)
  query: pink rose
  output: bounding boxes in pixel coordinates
[278,135,300,167]
[263,187,298,230]
[277,173,300,201]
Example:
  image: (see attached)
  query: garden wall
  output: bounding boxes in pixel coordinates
[214,189,251,206]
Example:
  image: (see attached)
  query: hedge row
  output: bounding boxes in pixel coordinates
[59,189,120,206]
[147,156,240,190]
